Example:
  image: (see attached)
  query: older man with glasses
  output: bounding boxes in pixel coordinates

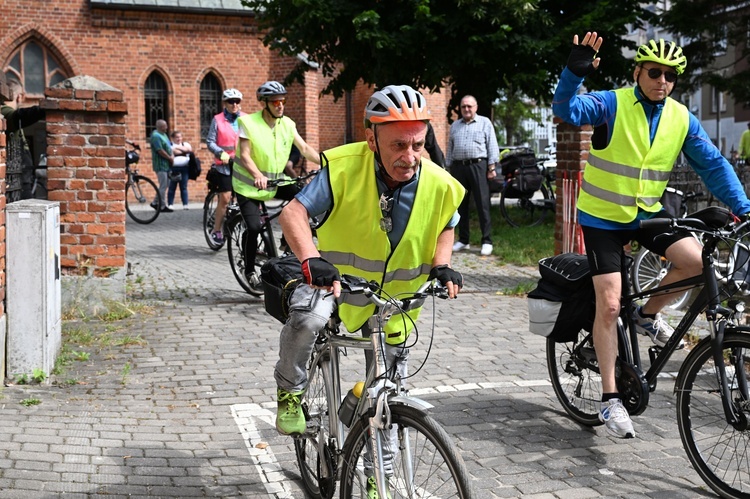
[553,32,750,439]
[270,85,465,453]
[447,95,500,257]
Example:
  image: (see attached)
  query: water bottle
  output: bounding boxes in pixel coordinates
[338,381,365,427]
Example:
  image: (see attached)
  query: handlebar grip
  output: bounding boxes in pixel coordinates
[639,218,672,230]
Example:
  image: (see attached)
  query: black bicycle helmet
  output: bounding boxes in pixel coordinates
[257,81,287,101]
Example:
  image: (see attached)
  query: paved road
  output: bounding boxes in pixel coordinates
[0,204,716,498]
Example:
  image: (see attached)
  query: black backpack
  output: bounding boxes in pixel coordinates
[527,253,595,343]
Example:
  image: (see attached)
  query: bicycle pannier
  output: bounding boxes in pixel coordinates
[261,254,304,324]
[510,165,543,195]
[527,253,595,343]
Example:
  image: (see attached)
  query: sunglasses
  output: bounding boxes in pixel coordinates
[225,99,241,105]
[379,193,394,233]
[643,67,678,83]
[269,98,287,106]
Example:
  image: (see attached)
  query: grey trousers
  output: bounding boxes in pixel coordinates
[274,284,410,392]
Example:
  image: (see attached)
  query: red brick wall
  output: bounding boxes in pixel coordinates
[43,86,128,276]
[1,1,349,201]
[554,120,591,255]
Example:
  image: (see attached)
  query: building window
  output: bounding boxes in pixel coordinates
[144,71,168,139]
[200,73,222,141]
[4,40,68,97]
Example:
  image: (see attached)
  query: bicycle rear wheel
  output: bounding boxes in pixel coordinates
[126,174,160,224]
[632,249,693,310]
[500,182,551,227]
[546,331,604,426]
[203,191,224,250]
[676,329,750,499]
[295,353,336,499]
[339,404,473,498]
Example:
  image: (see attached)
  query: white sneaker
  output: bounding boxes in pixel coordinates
[168,204,175,210]
[633,307,683,348]
[481,243,493,256]
[452,241,470,252]
[183,205,189,210]
[599,398,635,438]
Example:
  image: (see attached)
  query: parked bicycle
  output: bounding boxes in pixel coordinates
[225,170,319,295]
[125,140,160,224]
[293,274,473,499]
[547,206,750,499]
[499,159,556,228]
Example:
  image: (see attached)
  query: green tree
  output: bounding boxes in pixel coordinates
[659,0,750,104]
[241,0,655,117]
[493,86,535,146]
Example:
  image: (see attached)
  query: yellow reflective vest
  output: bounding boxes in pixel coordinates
[232,111,296,200]
[316,142,465,344]
[577,88,689,223]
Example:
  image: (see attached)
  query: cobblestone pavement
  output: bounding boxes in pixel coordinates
[0,203,719,498]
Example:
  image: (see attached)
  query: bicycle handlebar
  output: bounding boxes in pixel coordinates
[266,169,320,188]
[338,274,449,312]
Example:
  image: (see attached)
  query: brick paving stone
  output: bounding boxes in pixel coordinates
[0,205,737,497]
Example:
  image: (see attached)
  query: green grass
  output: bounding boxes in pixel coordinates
[466,203,555,266]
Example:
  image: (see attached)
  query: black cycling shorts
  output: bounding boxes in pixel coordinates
[582,210,693,276]
[207,168,233,193]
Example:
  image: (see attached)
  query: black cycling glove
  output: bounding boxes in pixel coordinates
[428,265,463,288]
[566,43,599,78]
[301,257,341,287]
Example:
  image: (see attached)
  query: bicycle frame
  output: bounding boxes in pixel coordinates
[618,222,749,426]
[300,280,438,498]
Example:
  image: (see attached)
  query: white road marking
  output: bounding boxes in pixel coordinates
[231,372,683,495]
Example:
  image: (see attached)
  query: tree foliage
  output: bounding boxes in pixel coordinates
[659,0,750,104]
[241,0,655,118]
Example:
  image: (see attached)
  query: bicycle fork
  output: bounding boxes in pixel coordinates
[708,317,749,429]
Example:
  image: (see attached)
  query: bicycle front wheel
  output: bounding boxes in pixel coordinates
[546,331,603,426]
[126,175,160,224]
[226,214,270,296]
[339,404,473,498]
[676,329,750,499]
[295,354,336,499]
[203,191,224,250]
[500,182,551,227]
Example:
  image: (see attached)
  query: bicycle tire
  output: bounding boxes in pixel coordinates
[632,249,694,310]
[339,404,473,498]
[295,352,336,499]
[126,174,160,224]
[500,182,551,228]
[546,331,604,427]
[203,191,225,250]
[226,214,273,296]
[675,328,750,499]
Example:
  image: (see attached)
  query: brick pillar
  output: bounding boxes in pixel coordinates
[554,119,591,255]
[41,76,128,313]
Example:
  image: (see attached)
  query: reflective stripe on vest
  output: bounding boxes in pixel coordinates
[232,111,296,200]
[213,112,243,165]
[315,142,465,344]
[577,87,689,223]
